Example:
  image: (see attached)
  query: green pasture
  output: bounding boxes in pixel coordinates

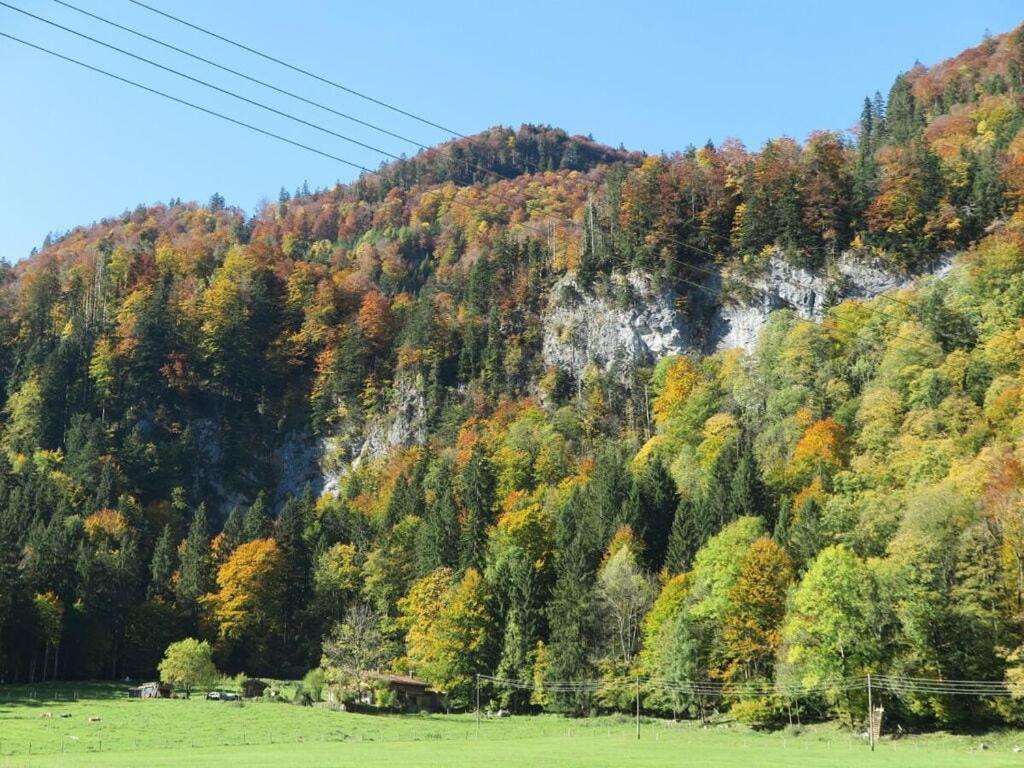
[1,682,1023,767]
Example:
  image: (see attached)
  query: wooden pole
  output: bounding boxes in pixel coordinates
[476,674,481,738]
[635,676,640,740]
[867,673,874,752]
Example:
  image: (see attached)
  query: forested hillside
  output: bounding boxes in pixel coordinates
[2,24,1024,728]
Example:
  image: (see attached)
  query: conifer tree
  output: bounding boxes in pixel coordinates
[148,524,176,601]
[546,541,596,712]
[636,458,679,569]
[243,492,273,542]
[220,505,246,555]
[275,495,313,669]
[175,504,213,619]
[415,457,460,574]
[458,444,495,572]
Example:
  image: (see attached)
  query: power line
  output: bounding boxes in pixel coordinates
[1,19,566,245]
[127,0,466,140]
[48,1,569,190]
[1,1,403,162]
[0,31,372,172]
[52,0,431,153]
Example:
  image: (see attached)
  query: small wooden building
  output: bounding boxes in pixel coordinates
[242,678,269,698]
[364,673,442,712]
[128,681,172,699]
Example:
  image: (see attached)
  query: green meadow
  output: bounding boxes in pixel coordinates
[1,683,1023,767]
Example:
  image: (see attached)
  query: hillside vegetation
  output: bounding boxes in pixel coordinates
[2,23,1024,730]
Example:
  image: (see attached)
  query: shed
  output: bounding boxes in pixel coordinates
[128,682,172,699]
[363,673,442,712]
[242,678,269,698]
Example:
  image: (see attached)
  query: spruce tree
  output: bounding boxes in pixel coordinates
[458,444,495,572]
[665,497,695,574]
[636,458,679,569]
[221,504,246,554]
[148,524,177,601]
[275,495,313,669]
[415,457,460,574]
[175,503,213,619]
[243,491,273,541]
[545,541,596,712]
[729,450,770,528]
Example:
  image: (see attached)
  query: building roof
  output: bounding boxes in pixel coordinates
[366,672,433,688]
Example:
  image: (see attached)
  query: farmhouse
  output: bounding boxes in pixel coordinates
[242,678,269,698]
[128,682,172,699]
[362,673,442,712]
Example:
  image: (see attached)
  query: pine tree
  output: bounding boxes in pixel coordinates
[275,495,313,670]
[885,74,923,143]
[148,524,176,601]
[221,505,246,555]
[545,541,596,712]
[665,497,695,574]
[175,504,213,619]
[458,444,495,572]
[729,450,771,529]
[636,458,679,569]
[244,492,273,542]
[415,457,460,574]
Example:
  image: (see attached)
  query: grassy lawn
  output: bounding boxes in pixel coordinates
[1,682,1023,767]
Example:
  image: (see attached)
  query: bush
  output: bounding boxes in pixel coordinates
[302,668,325,702]
[730,697,784,730]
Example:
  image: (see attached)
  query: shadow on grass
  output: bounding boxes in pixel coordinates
[0,680,129,706]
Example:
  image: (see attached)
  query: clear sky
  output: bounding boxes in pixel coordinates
[1,0,1021,262]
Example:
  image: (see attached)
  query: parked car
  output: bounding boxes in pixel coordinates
[223,692,240,701]
[206,691,222,700]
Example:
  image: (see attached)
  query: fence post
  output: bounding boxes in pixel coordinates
[867,673,874,752]
[635,676,641,740]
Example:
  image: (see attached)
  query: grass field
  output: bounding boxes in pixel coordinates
[2,683,1024,767]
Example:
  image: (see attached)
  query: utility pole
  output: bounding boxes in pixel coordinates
[476,674,481,738]
[867,673,874,752]
[635,676,640,740]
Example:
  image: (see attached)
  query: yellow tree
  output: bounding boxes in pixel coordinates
[399,566,493,706]
[720,537,794,682]
[788,418,846,488]
[652,356,701,428]
[398,567,453,683]
[202,538,284,643]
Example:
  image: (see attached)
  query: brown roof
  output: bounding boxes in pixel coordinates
[366,672,432,688]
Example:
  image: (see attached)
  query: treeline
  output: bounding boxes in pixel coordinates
[2,25,1024,730]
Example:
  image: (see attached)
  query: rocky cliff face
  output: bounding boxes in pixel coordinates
[541,271,691,379]
[711,252,953,351]
[283,253,954,498]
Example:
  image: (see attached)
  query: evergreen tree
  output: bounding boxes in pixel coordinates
[545,542,596,712]
[728,450,771,529]
[885,74,923,143]
[221,505,246,555]
[636,458,679,569]
[175,504,213,619]
[275,495,313,670]
[458,444,495,572]
[495,554,540,710]
[415,457,460,574]
[664,496,706,574]
[148,524,176,601]
[243,492,273,541]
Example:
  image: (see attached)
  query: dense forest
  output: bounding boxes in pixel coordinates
[2,23,1024,728]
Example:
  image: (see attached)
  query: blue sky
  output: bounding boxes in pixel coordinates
[1,0,1021,262]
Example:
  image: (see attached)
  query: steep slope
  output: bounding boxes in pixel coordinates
[3,28,1024,721]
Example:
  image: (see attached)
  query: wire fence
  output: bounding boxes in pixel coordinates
[480,673,1022,700]
[2,674,1022,758]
